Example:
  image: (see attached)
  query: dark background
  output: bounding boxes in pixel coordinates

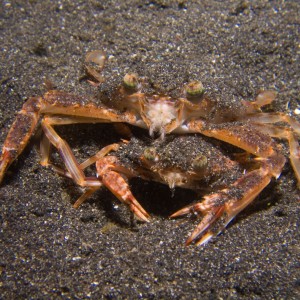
[0,1,299,299]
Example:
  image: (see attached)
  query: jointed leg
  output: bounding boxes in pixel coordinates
[0,97,43,183]
[180,119,287,245]
[96,156,150,222]
[241,112,300,135]
[251,123,300,184]
[171,156,282,246]
[41,118,100,187]
[41,118,149,221]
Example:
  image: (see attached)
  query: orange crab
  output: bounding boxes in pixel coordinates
[0,51,299,245]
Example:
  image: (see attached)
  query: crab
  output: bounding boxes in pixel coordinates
[0,50,300,245]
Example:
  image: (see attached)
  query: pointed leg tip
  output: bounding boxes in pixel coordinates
[0,157,10,185]
[195,232,214,246]
[170,207,191,218]
[185,232,214,247]
[135,210,150,223]
[185,237,193,246]
[169,211,179,218]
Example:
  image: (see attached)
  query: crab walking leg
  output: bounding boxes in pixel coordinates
[45,143,121,185]
[79,144,120,170]
[248,123,300,184]
[171,156,284,246]
[174,120,287,245]
[40,121,120,173]
[0,89,142,184]
[288,134,300,184]
[73,187,101,209]
[201,124,300,186]
[0,97,43,183]
[40,132,52,166]
[241,90,277,111]
[41,118,100,187]
[240,112,300,135]
[96,156,150,222]
[187,120,280,158]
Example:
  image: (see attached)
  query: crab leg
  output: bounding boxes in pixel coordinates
[186,119,289,180]
[0,90,141,184]
[96,156,150,222]
[251,123,300,184]
[241,112,300,135]
[174,120,287,245]
[0,97,42,183]
[41,117,100,187]
[241,90,277,111]
[171,156,283,246]
[187,120,277,158]
[73,187,101,209]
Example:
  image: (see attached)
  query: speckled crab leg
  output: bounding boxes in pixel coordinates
[41,140,121,209]
[96,156,150,222]
[173,120,287,245]
[187,120,278,158]
[41,117,149,221]
[0,90,140,184]
[250,123,300,184]
[171,163,278,246]
[0,97,42,184]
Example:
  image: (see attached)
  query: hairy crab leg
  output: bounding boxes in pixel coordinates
[171,156,283,245]
[96,156,150,222]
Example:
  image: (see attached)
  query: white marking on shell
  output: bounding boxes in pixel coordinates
[145,98,177,135]
[162,171,186,189]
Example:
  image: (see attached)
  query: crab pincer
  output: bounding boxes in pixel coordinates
[96,156,150,222]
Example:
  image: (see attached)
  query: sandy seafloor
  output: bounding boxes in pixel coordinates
[0,1,299,299]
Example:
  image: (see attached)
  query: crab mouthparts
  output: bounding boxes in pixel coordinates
[160,170,186,189]
[144,97,177,137]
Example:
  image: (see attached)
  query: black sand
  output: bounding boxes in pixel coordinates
[0,1,299,299]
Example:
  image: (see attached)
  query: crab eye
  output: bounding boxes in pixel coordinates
[192,154,208,171]
[185,81,205,98]
[123,73,139,90]
[143,147,158,162]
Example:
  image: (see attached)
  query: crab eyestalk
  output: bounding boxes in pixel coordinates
[143,147,159,162]
[123,73,139,91]
[192,154,208,171]
[185,81,205,100]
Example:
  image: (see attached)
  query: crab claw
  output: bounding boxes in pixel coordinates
[171,161,280,246]
[185,206,224,246]
[171,203,226,246]
[96,156,150,222]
